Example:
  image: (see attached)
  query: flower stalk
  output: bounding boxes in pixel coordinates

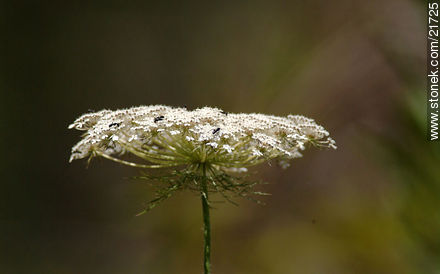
[200,163,211,274]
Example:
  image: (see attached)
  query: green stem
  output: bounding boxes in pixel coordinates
[201,163,211,274]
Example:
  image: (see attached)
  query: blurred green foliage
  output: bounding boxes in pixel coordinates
[373,91,440,273]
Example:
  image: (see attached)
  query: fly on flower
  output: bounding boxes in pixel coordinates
[108,122,120,128]
[154,115,164,123]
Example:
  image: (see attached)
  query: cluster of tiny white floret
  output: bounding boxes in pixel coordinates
[68,105,336,170]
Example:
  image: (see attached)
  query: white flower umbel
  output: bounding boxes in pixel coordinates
[68,105,336,274]
[69,105,336,169]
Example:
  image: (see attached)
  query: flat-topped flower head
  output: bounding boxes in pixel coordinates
[69,105,336,171]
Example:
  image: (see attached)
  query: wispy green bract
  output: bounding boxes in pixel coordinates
[132,169,268,215]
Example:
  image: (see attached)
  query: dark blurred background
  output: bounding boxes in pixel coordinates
[1,1,434,273]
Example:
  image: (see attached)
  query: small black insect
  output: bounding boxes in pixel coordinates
[183,105,188,109]
[212,127,220,134]
[109,122,120,128]
[221,111,228,115]
[154,116,165,123]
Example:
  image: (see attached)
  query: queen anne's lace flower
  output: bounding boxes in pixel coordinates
[68,105,336,170]
[68,105,336,274]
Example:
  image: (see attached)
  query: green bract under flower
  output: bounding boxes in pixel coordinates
[69,105,336,171]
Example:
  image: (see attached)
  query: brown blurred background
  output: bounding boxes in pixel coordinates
[1,0,434,273]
